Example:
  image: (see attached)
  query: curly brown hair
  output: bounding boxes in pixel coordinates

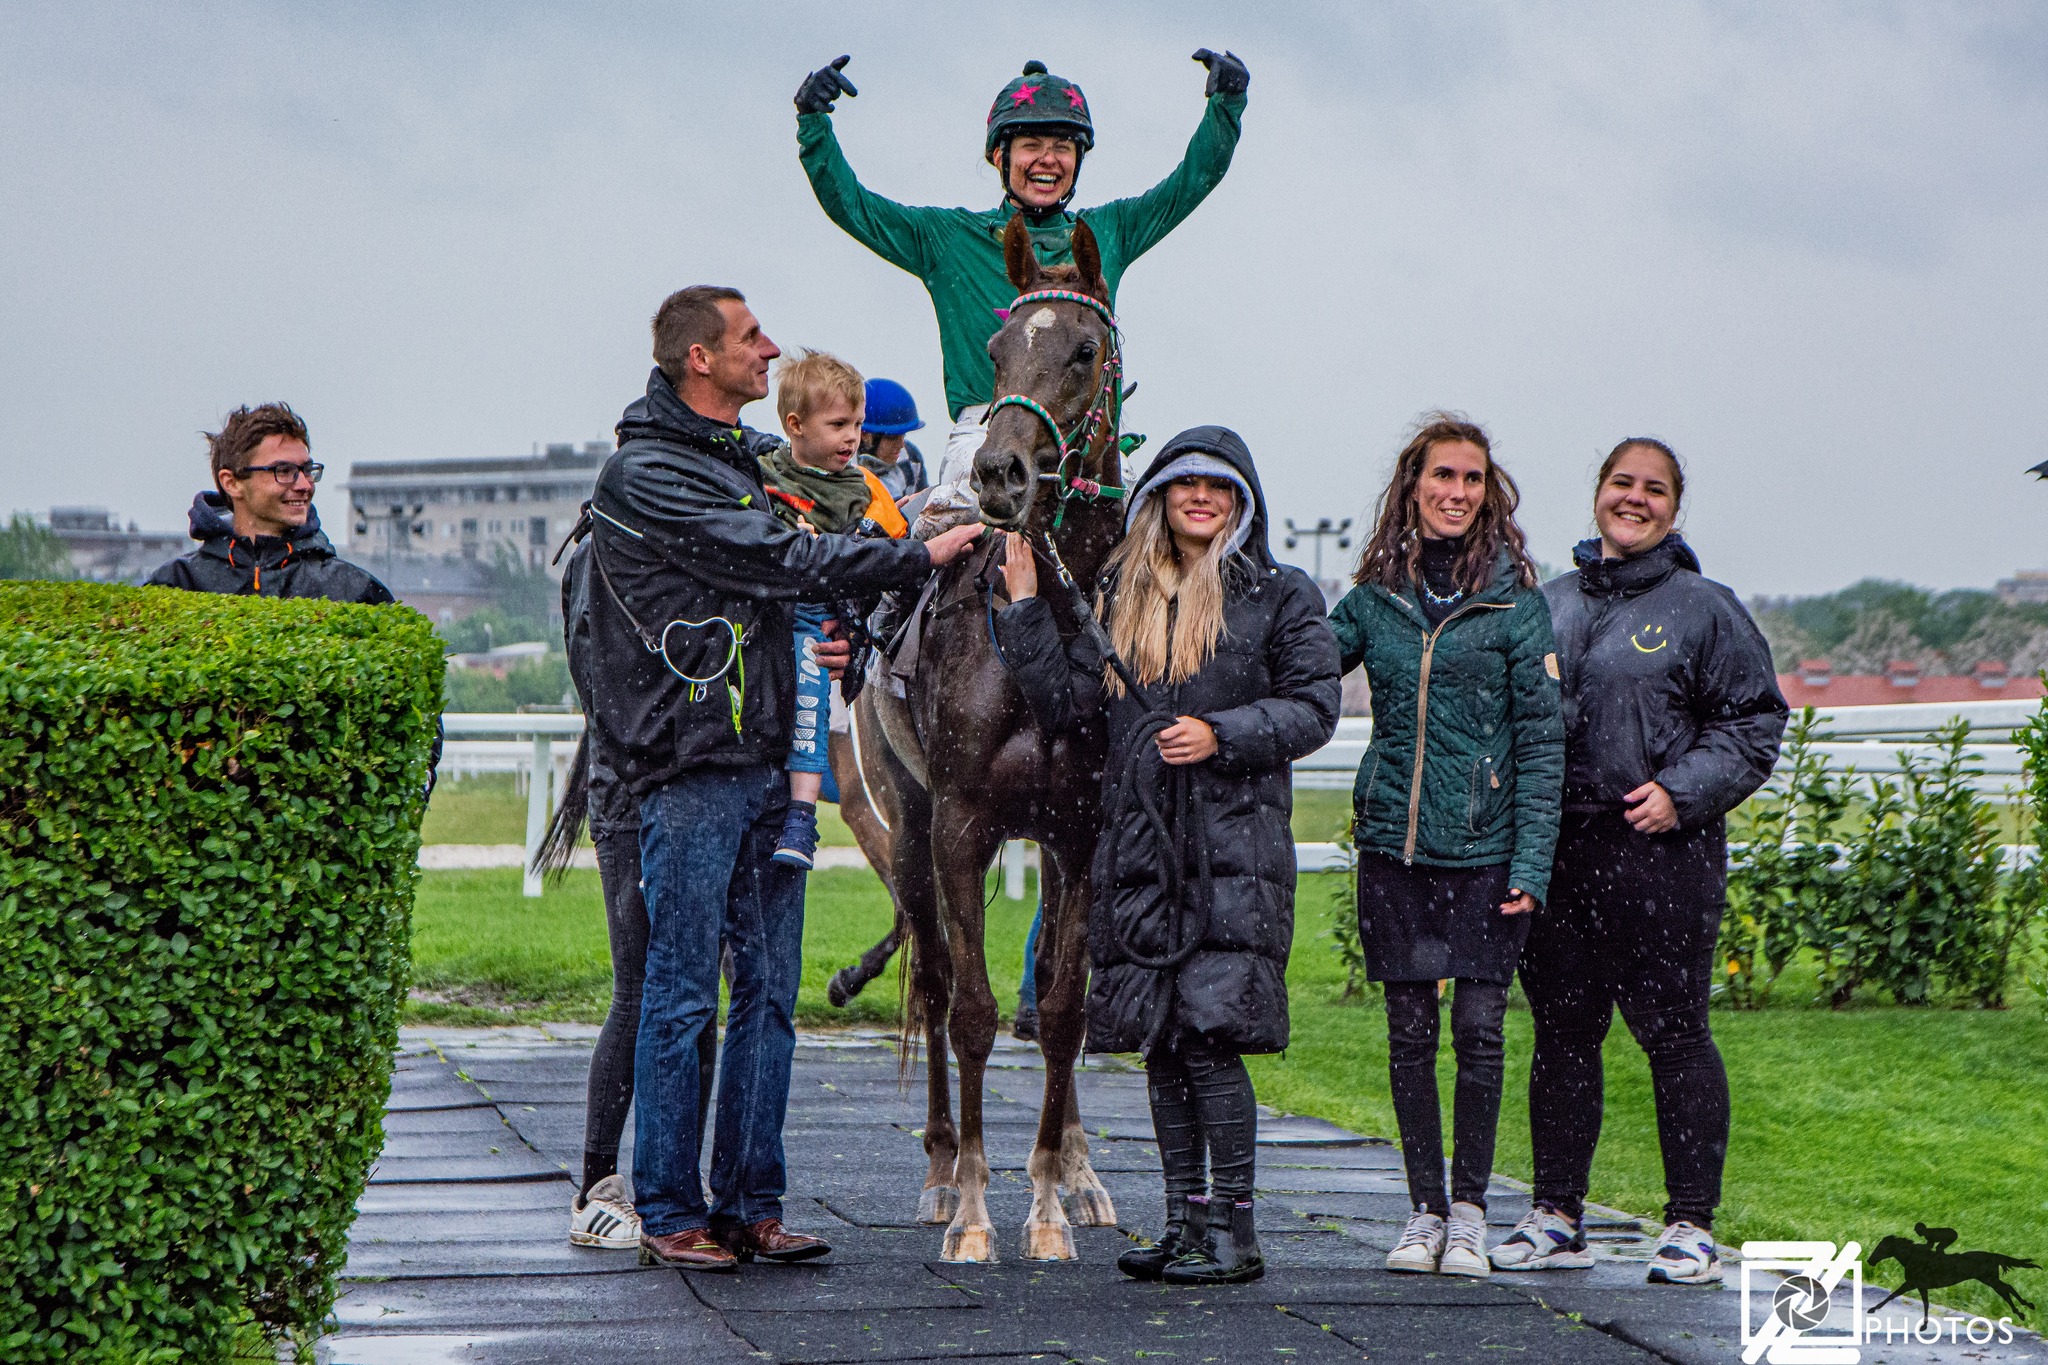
[1353,412,1539,595]
[208,403,310,485]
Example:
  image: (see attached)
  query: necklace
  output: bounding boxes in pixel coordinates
[1421,581,1465,607]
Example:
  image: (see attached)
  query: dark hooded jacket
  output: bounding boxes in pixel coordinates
[574,369,935,801]
[147,493,394,603]
[993,427,1342,1055]
[1543,536,1787,829]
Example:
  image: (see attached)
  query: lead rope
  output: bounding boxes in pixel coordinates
[1034,534,1212,1039]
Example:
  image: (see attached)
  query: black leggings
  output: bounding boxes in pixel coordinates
[1384,979,1509,1214]
[582,823,717,1193]
[1144,1031,1258,1203]
[1522,813,1730,1228]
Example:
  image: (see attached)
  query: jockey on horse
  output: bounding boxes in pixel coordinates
[795,48,1251,499]
[794,47,1252,1026]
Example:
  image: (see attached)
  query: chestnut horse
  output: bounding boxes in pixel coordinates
[849,215,1127,1261]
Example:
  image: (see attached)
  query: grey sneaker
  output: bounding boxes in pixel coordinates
[1440,1201,1491,1278]
[1490,1205,1594,1271]
[1386,1210,1446,1274]
[1646,1221,1722,1285]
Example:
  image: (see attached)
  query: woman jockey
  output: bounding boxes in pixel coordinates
[794,49,1250,495]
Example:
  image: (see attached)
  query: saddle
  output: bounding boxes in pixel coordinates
[872,536,1009,698]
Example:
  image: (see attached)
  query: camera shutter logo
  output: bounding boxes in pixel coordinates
[1740,1240,1863,1364]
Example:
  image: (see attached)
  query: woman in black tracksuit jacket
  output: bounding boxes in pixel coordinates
[994,426,1342,1286]
[1488,439,1786,1287]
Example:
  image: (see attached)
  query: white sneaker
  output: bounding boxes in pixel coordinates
[569,1173,641,1249]
[1490,1205,1595,1271]
[1646,1221,1722,1285]
[1440,1201,1491,1278]
[1386,1210,1446,1274]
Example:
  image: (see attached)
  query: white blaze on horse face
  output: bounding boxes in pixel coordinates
[1024,306,1058,348]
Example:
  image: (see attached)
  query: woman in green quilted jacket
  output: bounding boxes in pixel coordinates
[792,51,1249,493]
[1326,413,1564,1281]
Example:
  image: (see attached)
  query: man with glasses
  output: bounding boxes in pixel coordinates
[148,402,394,604]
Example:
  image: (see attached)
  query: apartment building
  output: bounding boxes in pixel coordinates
[344,441,609,579]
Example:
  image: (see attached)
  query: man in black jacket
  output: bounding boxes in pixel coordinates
[148,403,392,604]
[578,286,981,1271]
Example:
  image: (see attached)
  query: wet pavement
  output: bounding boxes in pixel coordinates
[317,1027,2040,1364]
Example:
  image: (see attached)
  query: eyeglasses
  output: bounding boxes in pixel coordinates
[238,461,324,486]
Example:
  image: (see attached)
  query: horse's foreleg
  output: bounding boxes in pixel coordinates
[935,827,1002,1262]
[1033,847,1115,1237]
[892,813,958,1224]
[826,918,902,1008]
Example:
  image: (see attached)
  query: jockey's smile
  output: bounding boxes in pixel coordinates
[998,134,1079,212]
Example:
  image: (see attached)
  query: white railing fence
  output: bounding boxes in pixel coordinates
[441,699,2040,897]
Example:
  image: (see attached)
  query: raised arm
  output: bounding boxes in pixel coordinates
[794,56,939,278]
[1082,54,1248,265]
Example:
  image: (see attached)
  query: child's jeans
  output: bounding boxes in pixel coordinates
[789,603,833,779]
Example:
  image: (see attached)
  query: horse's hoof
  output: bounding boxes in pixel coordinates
[918,1185,959,1225]
[1063,1186,1118,1227]
[941,1224,997,1263]
[1021,1219,1078,1262]
[826,968,857,1007]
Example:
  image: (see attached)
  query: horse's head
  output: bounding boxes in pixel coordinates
[974,215,1120,531]
[1869,1236,1910,1268]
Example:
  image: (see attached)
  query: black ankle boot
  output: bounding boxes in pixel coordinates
[1118,1194,1204,1281]
[1162,1199,1263,1284]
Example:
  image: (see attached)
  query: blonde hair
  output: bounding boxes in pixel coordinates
[774,349,865,424]
[1100,485,1242,696]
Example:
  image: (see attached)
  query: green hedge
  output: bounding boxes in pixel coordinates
[0,583,442,1362]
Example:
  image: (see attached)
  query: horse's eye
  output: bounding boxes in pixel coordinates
[1074,342,1097,365]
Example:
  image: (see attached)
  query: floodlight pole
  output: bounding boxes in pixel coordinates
[1283,516,1353,585]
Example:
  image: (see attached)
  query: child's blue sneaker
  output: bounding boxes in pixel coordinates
[773,801,819,870]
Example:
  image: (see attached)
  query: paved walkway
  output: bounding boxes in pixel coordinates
[318,1028,2038,1364]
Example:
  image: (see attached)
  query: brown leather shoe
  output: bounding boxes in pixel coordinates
[638,1227,738,1272]
[713,1217,832,1264]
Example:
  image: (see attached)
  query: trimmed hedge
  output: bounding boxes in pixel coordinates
[0,583,442,1361]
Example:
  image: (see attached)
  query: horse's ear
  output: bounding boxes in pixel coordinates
[1070,218,1107,300]
[1003,214,1037,292]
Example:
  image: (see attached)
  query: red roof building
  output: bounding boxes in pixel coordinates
[1777,659,2046,709]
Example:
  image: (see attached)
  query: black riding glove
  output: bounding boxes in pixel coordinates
[1192,48,1249,98]
[795,54,858,115]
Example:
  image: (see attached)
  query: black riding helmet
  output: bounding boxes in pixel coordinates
[986,60,1094,215]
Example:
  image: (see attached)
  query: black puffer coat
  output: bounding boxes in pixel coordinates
[994,427,1342,1055]
[1543,536,1787,829]
[147,493,394,604]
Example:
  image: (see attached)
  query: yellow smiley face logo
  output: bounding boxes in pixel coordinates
[1631,623,1669,654]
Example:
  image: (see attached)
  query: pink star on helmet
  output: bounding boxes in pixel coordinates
[1011,84,1040,105]
[1066,87,1086,110]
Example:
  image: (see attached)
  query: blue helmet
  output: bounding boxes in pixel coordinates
[862,378,925,435]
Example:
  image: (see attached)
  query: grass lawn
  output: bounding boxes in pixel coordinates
[407,865,2048,1329]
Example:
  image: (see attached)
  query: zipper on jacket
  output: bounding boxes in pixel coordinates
[1402,599,1513,865]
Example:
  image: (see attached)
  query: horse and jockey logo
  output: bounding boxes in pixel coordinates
[1740,1226,2034,1363]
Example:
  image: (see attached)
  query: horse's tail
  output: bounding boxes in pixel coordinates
[531,732,591,884]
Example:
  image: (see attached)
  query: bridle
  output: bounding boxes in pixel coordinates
[984,288,1140,529]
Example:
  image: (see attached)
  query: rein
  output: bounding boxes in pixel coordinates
[985,288,1138,528]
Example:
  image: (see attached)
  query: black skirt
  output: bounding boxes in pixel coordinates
[1358,852,1525,984]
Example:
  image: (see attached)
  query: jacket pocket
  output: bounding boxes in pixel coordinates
[1353,752,1381,836]
[1467,754,1507,837]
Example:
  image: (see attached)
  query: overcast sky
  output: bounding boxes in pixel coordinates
[4,2,2045,597]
